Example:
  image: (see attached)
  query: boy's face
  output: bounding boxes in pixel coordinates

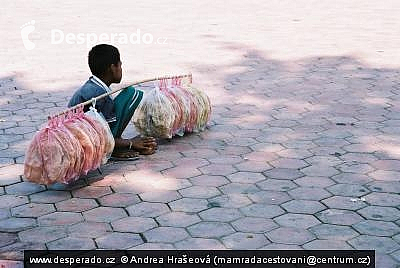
[111,61,122,83]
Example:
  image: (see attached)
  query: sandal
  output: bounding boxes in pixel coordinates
[110,149,140,161]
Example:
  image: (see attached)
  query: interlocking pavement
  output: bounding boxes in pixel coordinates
[1,1,400,267]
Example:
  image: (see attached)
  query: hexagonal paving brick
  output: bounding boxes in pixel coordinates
[5,182,45,195]
[83,207,127,223]
[199,164,237,176]
[189,175,229,187]
[341,153,378,164]
[277,148,313,159]
[187,222,235,238]
[139,191,180,203]
[366,181,400,194]
[131,243,175,250]
[162,166,201,179]
[348,235,400,254]
[126,202,170,217]
[234,161,272,173]
[266,227,315,244]
[305,155,343,167]
[217,145,252,156]
[111,217,157,233]
[322,196,367,210]
[173,157,210,168]
[144,227,188,243]
[0,217,36,232]
[156,212,200,227]
[68,222,112,238]
[240,204,285,218]
[169,198,209,213]
[135,160,174,172]
[38,212,83,226]
[249,191,292,205]
[98,193,141,207]
[270,158,308,169]
[153,178,192,191]
[371,160,400,171]
[18,226,66,243]
[256,179,297,191]
[72,186,112,198]
[0,208,10,220]
[288,187,331,200]
[227,172,266,184]
[12,203,55,217]
[310,224,359,240]
[5,126,36,135]
[226,137,258,147]
[219,183,260,194]
[0,233,18,248]
[369,170,400,181]
[281,200,326,214]
[300,165,339,177]
[29,190,71,203]
[0,195,28,208]
[199,208,242,222]
[232,217,277,233]
[55,198,98,212]
[221,232,269,249]
[46,237,96,250]
[274,213,320,229]
[263,168,304,180]
[208,155,243,165]
[250,142,285,153]
[390,251,400,264]
[316,209,363,225]
[96,232,143,249]
[338,163,375,174]
[326,184,370,197]
[364,192,400,206]
[260,243,302,250]
[357,206,400,221]
[303,240,354,250]
[179,186,221,199]
[182,148,219,158]
[175,238,225,249]
[332,173,373,184]
[0,175,21,187]
[353,220,400,237]
[294,176,335,188]
[208,194,253,209]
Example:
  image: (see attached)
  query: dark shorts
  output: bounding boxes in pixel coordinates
[109,86,143,138]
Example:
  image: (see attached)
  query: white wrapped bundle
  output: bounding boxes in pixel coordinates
[133,87,175,138]
[184,84,212,132]
[85,106,115,164]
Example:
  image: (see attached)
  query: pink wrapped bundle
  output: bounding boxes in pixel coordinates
[81,113,106,170]
[169,85,190,136]
[64,117,95,175]
[24,120,71,184]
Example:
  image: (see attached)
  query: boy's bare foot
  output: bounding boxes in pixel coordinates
[129,136,157,155]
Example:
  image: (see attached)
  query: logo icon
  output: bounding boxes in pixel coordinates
[20,20,36,50]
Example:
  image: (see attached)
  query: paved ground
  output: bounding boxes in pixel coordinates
[1,0,400,267]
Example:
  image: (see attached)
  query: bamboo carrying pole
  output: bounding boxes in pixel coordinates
[49,73,192,119]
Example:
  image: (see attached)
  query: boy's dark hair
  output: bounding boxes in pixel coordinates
[88,44,120,77]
